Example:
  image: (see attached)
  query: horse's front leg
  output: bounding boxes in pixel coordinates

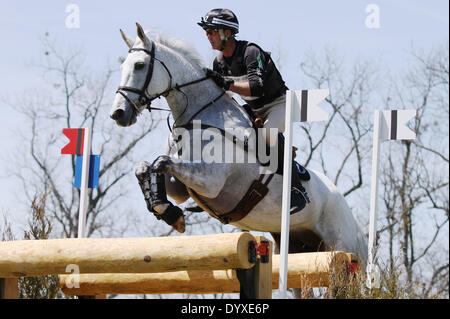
[135,161,186,233]
[152,155,232,198]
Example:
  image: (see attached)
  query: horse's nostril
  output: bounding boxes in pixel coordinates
[111,109,125,120]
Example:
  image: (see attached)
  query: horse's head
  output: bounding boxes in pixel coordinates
[110,23,172,126]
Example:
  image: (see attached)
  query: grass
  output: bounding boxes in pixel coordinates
[300,256,440,299]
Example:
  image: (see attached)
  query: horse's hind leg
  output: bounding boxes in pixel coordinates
[135,161,186,233]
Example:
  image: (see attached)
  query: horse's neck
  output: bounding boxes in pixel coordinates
[158,49,218,121]
[157,44,252,131]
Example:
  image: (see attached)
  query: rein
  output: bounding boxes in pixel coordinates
[116,40,275,225]
[115,40,221,125]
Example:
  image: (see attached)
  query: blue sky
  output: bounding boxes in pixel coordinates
[0,0,448,88]
[0,0,448,233]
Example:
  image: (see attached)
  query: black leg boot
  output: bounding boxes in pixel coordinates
[290,161,311,215]
[135,161,170,213]
[135,162,185,232]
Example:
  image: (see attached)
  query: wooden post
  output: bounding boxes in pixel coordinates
[236,235,273,299]
[0,278,18,299]
[253,236,273,299]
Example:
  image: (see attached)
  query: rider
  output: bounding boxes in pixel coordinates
[198,8,310,214]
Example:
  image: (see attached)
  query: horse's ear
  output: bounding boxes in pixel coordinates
[136,22,150,46]
[120,29,134,49]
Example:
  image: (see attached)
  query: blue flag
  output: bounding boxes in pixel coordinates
[74,155,100,188]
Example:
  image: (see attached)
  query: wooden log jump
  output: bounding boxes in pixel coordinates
[0,232,273,299]
[0,232,256,278]
[59,252,357,296]
[1,231,359,299]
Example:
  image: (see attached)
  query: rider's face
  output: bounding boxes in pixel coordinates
[205,29,222,51]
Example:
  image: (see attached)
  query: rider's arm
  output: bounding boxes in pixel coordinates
[228,79,251,96]
[212,47,264,97]
[242,45,265,97]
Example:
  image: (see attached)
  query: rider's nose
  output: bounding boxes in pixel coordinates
[111,109,124,121]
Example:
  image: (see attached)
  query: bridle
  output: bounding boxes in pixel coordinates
[116,40,173,113]
[115,40,220,125]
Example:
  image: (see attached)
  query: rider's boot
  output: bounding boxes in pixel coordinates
[271,133,310,214]
[290,161,311,215]
[135,161,185,233]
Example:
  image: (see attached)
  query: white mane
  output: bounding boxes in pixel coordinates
[146,30,207,70]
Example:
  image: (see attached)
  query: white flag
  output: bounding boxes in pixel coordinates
[380,109,416,141]
[279,88,330,296]
[366,108,417,289]
[291,89,330,122]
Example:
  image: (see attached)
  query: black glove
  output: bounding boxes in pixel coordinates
[204,68,234,90]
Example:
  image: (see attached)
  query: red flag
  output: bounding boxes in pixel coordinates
[61,128,85,155]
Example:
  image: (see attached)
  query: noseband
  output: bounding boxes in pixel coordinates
[116,40,210,114]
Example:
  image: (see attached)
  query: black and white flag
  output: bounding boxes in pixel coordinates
[380,109,416,141]
[291,89,329,122]
[367,108,417,289]
[280,88,330,295]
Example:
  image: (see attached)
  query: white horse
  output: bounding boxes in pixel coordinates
[110,24,368,268]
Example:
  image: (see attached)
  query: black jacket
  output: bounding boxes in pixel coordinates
[213,40,288,109]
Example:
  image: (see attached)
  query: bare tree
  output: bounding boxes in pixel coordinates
[5,31,447,299]
[299,46,376,199]
[4,34,163,239]
[377,42,449,298]
[296,42,448,298]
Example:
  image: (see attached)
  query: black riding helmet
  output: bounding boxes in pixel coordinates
[198,8,239,34]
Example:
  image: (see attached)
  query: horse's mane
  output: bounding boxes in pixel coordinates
[146,30,207,70]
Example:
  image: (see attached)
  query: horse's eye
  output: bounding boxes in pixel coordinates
[135,62,145,70]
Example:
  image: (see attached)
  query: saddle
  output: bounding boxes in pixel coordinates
[188,130,310,224]
[186,103,310,224]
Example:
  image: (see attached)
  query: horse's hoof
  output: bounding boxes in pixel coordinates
[151,155,171,173]
[172,216,186,233]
